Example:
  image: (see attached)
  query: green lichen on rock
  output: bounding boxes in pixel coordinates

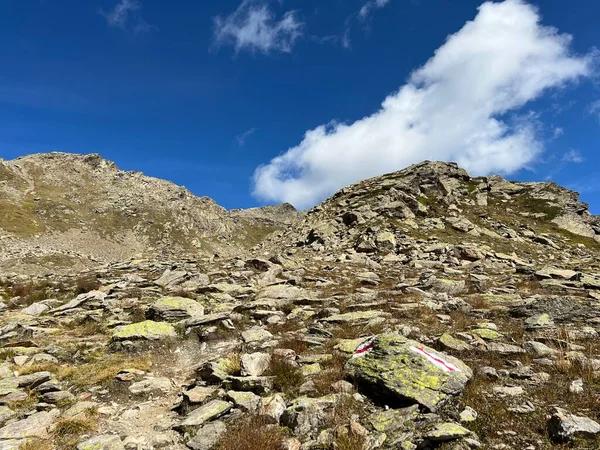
[345,333,472,411]
[147,296,204,322]
[111,320,177,341]
[471,328,503,340]
[323,310,389,324]
[423,422,471,442]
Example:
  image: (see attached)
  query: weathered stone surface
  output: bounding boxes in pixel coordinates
[424,422,471,442]
[322,310,389,324]
[147,296,204,322]
[128,377,172,396]
[176,400,232,429]
[226,390,261,412]
[0,409,59,440]
[548,407,600,442]
[111,320,177,341]
[345,334,472,411]
[77,434,125,450]
[186,421,227,450]
[240,352,271,377]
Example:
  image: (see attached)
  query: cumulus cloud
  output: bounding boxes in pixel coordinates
[359,0,391,20]
[563,149,584,163]
[253,0,592,209]
[101,0,155,33]
[213,0,303,54]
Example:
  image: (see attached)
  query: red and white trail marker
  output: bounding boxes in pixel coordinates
[409,345,460,372]
[352,339,375,358]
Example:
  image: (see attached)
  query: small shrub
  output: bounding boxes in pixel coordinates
[53,415,98,450]
[74,275,100,295]
[276,336,308,355]
[334,430,366,450]
[8,281,49,306]
[333,394,362,424]
[313,353,348,395]
[222,352,242,376]
[216,415,286,450]
[269,356,304,397]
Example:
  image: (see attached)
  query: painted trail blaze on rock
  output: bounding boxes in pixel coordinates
[352,338,375,358]
[410,346,460,372]
[345,333,473,412]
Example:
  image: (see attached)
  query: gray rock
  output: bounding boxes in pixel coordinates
[186,421,227,450]
[77,434,125,450]
[0,409,60,440]
[548,407,600,442]
[345,333,472,411]
[175,400,232,429]
[147,296,205,322]
[240,352,271,377]
[128,377,172,396]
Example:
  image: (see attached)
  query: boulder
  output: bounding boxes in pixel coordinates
[111,321,177,341]
[186,421,227,450]
[175,400,232,429]
[147,296,204,322]
[345,334,472,411]
[548,407,600,442]
[240,353,271,377]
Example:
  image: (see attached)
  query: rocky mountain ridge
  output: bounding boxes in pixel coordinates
[1,156,600,450]
[0,152,299,274]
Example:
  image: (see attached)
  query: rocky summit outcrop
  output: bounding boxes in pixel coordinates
[0,153,299,274]
[1,158,600,450]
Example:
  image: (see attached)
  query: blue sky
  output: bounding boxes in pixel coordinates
[1,0,599,211]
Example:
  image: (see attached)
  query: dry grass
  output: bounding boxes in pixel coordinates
[9,391,40,415]
[216,415,286,450]
[73,275,100,295]
[276,336,308,355]
[6,281,50,306]
[19,439,53,450]
[52,413,98,450]
[313,353,349,395]
[267,319,304,334]
[62,354,151,389]
[334,430,366,450]
[268,355,304,397]
[222,352,242,376]
[332,394,363,425]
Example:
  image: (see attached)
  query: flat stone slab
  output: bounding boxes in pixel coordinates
[176,400,233,429]
[111,320,177,341]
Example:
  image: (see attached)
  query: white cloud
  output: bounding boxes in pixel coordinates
[359,0,391,20]
[563,148,584,163]
[237,127,257,146]
[552,127,564,138]
[101,0,155,33]
[253,0,592,209]
[213,0,303,54]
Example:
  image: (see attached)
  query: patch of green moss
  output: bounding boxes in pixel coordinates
[513,195,562,220]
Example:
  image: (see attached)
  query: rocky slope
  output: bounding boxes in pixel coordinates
[0,159,600,450]
[0,153,299,274]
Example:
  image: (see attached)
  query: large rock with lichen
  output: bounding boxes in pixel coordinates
[147,296,204,322]
[110,320,177,342]
[345,333,472,412]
